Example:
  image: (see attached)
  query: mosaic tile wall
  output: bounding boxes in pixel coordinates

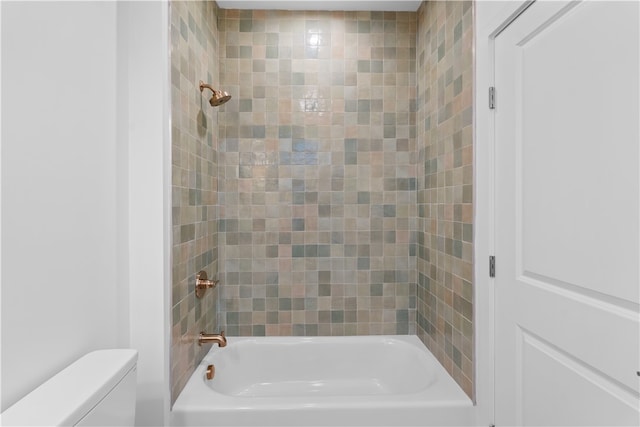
[170,0,221,403]
[217,10,418,337]
[416,1,474,398]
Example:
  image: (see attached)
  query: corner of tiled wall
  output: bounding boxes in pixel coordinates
[416,0,474,398]
[170,0,221,404]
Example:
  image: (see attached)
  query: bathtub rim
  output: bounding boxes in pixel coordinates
[172,335,473,413]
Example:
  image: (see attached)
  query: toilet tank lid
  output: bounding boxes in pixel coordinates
[1,349,138,426]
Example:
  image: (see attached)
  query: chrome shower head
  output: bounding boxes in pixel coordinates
[199,81,231,107]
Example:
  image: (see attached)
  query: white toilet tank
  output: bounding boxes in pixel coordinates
[1,349,138,426]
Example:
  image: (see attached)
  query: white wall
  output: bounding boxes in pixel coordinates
[1,1,171,424]
[1,1,121,410]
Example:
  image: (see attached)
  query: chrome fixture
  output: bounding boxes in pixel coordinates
[195,270,219,298]
[199,331,227,347]
[199,81,231,106]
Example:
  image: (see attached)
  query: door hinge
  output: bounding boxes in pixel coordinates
[489,256,496,277]
[489,86,496,109]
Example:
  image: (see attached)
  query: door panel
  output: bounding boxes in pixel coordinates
[519,329,638,426]
[518,0,639,303]
[515,277,639,392]
[494,1,640,425]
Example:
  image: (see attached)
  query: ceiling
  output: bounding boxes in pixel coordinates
[216,1,423,12]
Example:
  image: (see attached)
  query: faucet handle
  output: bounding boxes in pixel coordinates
[195,271,219,298]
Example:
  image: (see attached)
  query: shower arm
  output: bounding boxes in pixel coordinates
[199,81,215,94]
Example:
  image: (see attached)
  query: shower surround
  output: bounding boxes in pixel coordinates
[170,0,221,402]
[217,9,418,337]
[416,0,474,397]
[170,0,473,404]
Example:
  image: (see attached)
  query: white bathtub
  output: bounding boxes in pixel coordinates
[171,335,474,426]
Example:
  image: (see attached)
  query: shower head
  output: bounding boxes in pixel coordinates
[199,81,231,107]
[208,90,231,107]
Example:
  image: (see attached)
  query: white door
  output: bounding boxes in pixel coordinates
[494,1,640,425]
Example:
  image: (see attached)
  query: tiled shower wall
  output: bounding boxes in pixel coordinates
[170,0,221,403]
[217,10,418,336]
[416,1,474,397]
[169,0,475,403]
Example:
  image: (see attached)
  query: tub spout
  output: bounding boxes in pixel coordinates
[199,330,227,347]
